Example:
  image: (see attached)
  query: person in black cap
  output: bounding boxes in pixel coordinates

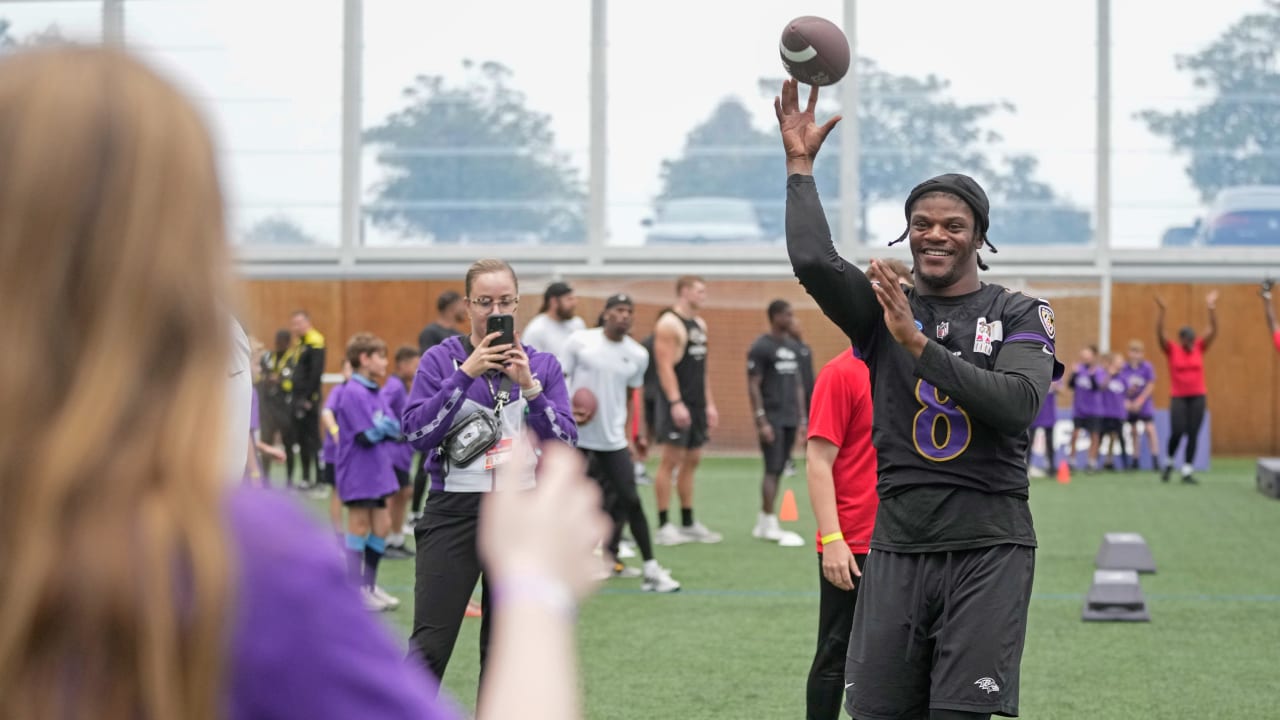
[522,281,585,365]
[776,79,1063,720]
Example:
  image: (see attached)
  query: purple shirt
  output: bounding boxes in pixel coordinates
[226,488,458,720]
[322,382,346,465]
[1032,387,1057,428]
[403,336,577,494]
[1070,363,1101,418]
[333,375,399,502]
[1095,367,1128,420]
[379,375,415,473]
[1121,360,1156,417]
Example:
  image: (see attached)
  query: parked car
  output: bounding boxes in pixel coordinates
[1197,186,1280,246]
[643,197,768,244]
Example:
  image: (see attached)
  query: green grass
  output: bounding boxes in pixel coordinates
[299,456,1280,719]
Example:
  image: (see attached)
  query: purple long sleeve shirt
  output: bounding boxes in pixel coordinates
[226,488,458,719]
[379,375,416,473]
[402,336,576,494]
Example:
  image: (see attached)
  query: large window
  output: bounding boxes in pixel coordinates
[361,0,590,247]
[127,0,343,247]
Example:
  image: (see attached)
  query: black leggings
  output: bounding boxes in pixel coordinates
[292,404,321,484]
[1167,395,1206,465]
[584,448,655,562]
[807,552,865,720]
[410,498,491,688]
[411,452,429,513]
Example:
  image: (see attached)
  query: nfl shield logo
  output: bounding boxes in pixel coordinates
[936,321,949,340]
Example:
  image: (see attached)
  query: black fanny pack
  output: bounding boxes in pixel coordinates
[441,374,514,469]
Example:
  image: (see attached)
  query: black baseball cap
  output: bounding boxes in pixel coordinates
[604,293,634,309]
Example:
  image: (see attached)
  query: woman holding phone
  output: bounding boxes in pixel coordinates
[402,258,578,689]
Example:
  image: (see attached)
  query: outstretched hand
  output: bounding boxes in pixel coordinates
[774,78,841,176]
[867,258,926,357]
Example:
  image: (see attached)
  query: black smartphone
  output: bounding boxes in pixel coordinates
[486,313,516,347]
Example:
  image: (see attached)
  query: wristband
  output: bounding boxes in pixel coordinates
[669,397,683,405]
[820,531,845,547]
[521,380,543,400]
[754,409,766,418]
[493,574,576,619]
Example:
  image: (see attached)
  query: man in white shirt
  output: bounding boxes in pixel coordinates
[561,293,680,593]
[522,281,586,364]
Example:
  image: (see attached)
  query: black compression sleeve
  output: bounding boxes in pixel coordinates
[914,340,1053,436]
[786,175,881,348]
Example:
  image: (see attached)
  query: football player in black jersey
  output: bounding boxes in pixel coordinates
[777,79,1062,720]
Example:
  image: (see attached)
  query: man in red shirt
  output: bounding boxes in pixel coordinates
[805,347,878,720]
[1154,291,1218,484]
[1260,278,1280,352]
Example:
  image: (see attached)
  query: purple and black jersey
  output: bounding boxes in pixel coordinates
[332,375,399,503]
[786,175,1061,552]
[1121,360,1156,418]
[379,375,415,473]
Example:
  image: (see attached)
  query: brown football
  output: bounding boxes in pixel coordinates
[779,16,850,87]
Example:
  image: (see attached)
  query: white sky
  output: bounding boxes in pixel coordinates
[2,0,1270,248]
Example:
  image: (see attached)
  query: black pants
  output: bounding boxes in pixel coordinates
[807,551,866,720]
[1167,395,1206,466]
[584,447,655,562]
[292,403,321,484]
[411,452,429,513]
[410,494,490,689]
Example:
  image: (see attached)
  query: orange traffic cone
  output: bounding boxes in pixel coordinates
[1056,458,1071,485]
[779,489,800,522]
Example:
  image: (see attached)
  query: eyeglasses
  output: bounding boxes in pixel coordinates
[469,296,520,312]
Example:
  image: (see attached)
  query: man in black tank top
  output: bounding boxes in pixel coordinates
[778,80,1063,720]
[650,275,722,545]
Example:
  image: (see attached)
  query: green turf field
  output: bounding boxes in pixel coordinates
[303,456,1280,719]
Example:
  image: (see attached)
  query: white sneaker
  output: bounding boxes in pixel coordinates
[360,586,389,612]
[680,521,722,544]
[634,461,652,486]
[782,459,797,478]
[371,585,400,610]
[617,539,637,559]
[654,523,689,546]
[642,565,682,593]
[307,485,331,500]
[752,514,783,541]
[400,521,415,535]
[776,530,806,547]
[1028,466,1046,479]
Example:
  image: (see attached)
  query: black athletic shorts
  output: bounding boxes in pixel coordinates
[321,463,336,486]
[394,467,410,489]
[344,495,389,509]
[1126,411,1153,424]
[1099,417,1124,434]
[1073,415,1099,433]
[643,393,657,440]
[759,423,798,475]
[654,396,708,450]
[845,544,1035,719]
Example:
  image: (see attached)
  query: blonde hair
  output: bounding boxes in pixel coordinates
[0,47,232,719]
[465,258,518,297]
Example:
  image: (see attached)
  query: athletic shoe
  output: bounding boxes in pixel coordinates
[371,585,401,610]
[307,484,330,500]
[1181,474,1199,485]
[617,539,637,559]
[752,514,783,541]
[680,521,722,544]
[465,600,483,618]
[782,459,797,478]
[611,562,642,579]
[360,586,390,612]
[634,461,652,486]
[1160,465,1172,483]
[1028,466,1047,479]
[654,523,690,546]
[641,565,681,593]
[776,530,805,547]
[384,543,414,560]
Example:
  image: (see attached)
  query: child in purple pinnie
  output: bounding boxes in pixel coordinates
[1095,352,1130,470]
[1122,339,1160,471]
[380,346,420,559]
[331,333,403,613]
